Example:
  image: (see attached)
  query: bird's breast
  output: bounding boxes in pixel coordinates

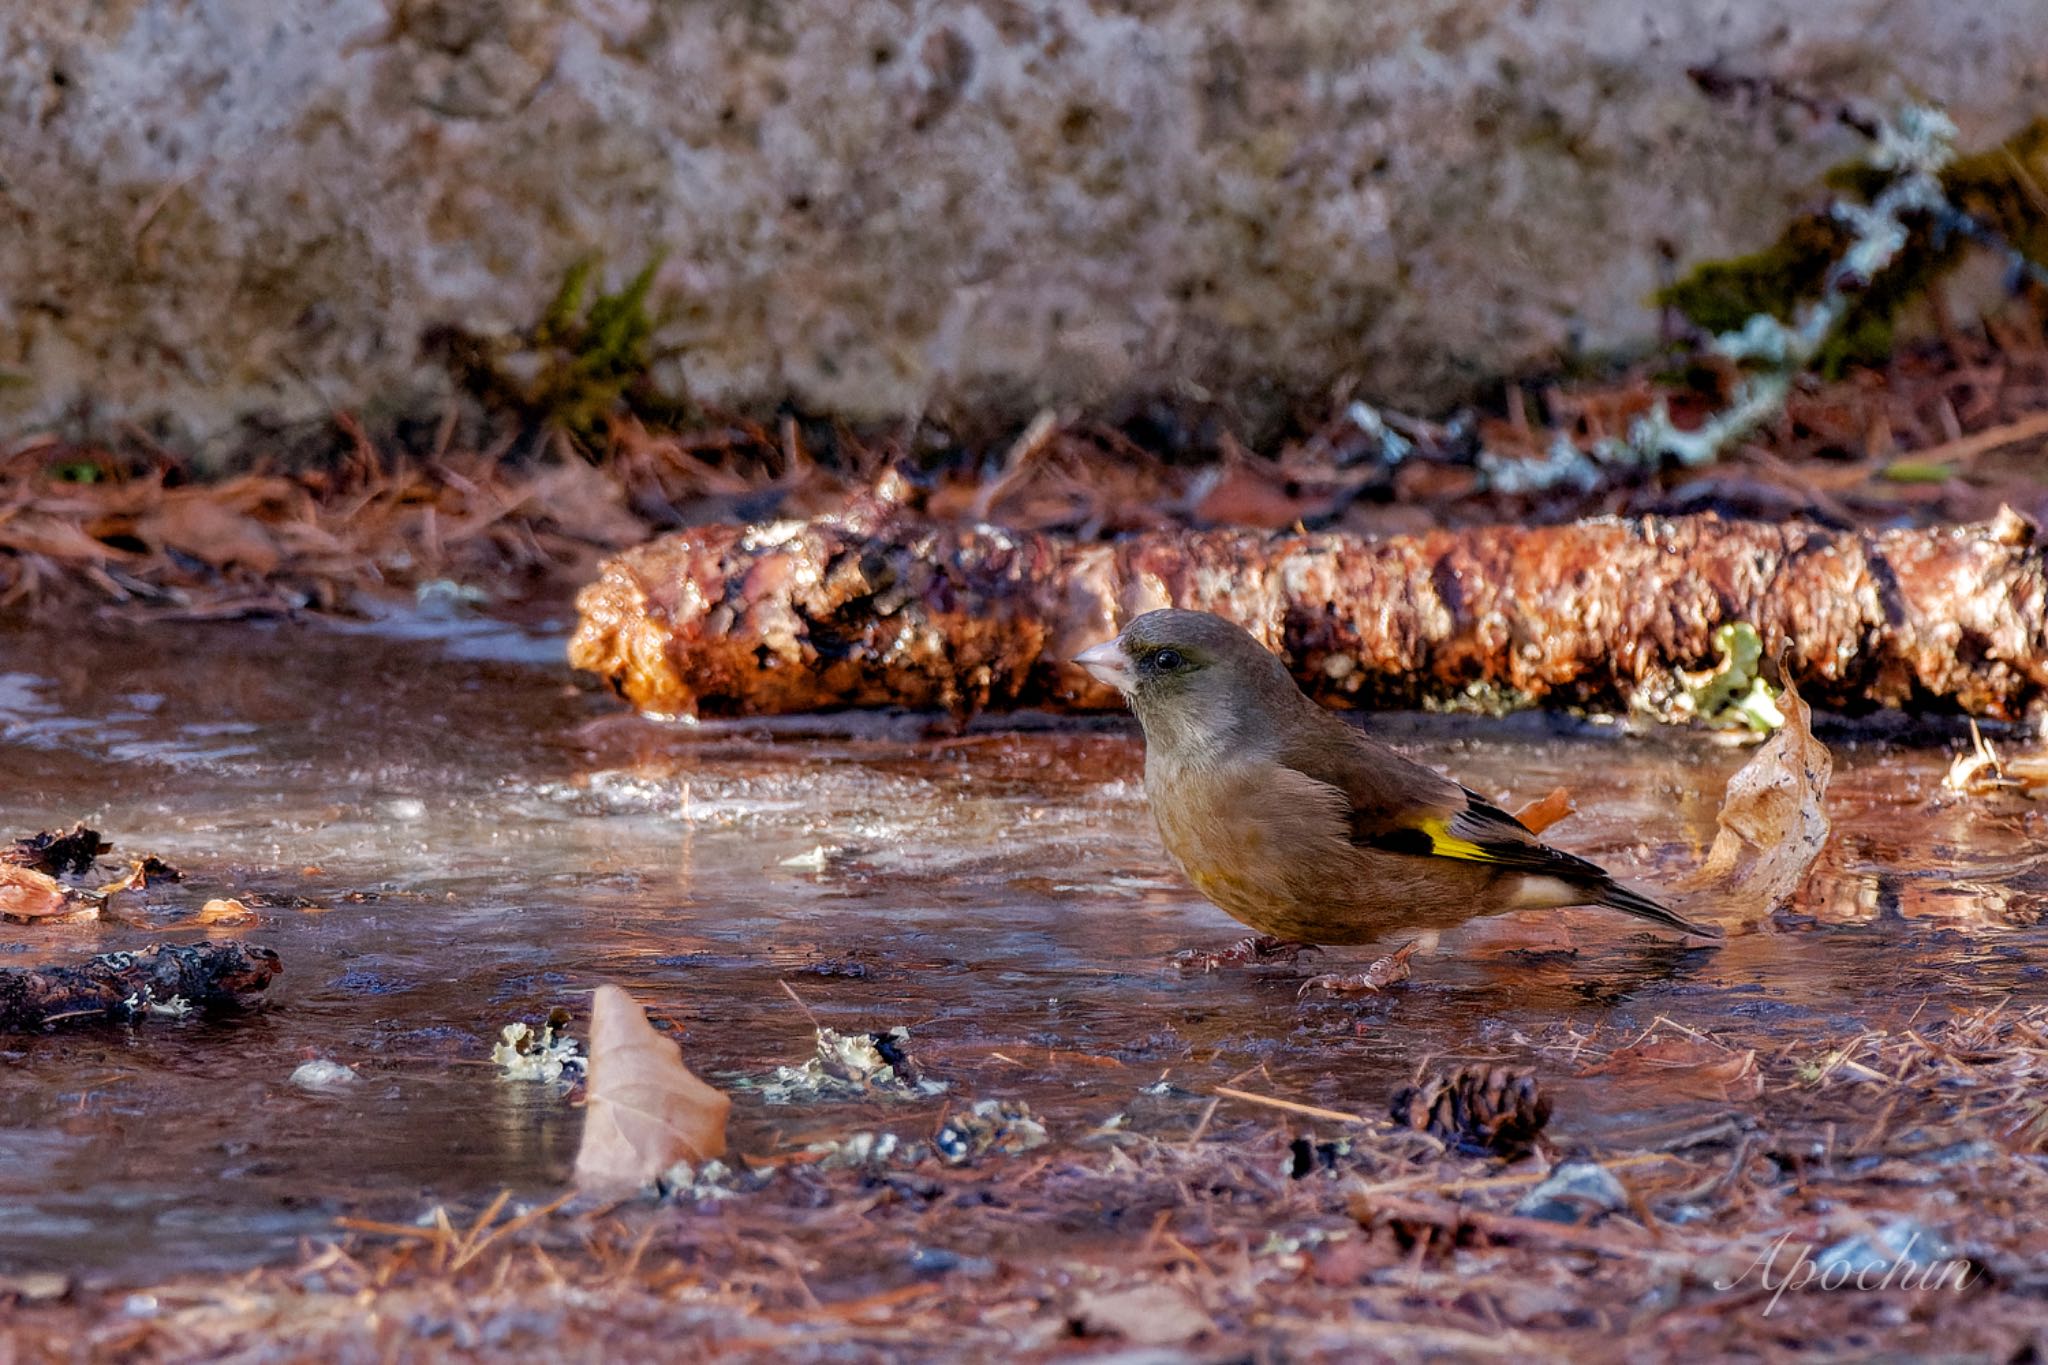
[1144,756,1348,915]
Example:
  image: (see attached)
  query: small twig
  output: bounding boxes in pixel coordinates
[1351,1151,1679,1200]
[447,1191,575,1272]
[1211,1085,1370,1125]
[1182,1095,1223,1148]
[776,979,822,1031]
[448,1188,511,1269]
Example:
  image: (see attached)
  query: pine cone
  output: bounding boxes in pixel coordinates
[1389,1066,1551,1159]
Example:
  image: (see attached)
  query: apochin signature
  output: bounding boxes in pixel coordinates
[1715,1230,1975,1316]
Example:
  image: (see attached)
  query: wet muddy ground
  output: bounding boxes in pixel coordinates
[2,615,2046,1357]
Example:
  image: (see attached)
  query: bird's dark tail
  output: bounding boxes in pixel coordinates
[1596,882,1723,939]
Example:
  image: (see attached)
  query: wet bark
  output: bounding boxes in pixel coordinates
[0,942,282,1031]
[569,504,2048,722]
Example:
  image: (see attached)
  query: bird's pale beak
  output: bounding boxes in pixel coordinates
[1073,638,1132,691]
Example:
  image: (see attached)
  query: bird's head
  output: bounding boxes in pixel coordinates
[1073,609,1304,760]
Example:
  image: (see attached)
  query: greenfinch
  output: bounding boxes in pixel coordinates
[1075,609,1719,957]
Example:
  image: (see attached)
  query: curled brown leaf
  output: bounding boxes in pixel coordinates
[1513,787,1576,835]
[1580,1034,1763,1103]
[0,865,70,921]
[1681,677,1832,924]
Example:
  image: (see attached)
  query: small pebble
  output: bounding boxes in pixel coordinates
[1515,1159,1629,1224]
[290,1059,361,1091]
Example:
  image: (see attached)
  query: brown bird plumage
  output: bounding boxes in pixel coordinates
[1074,609,1718,946]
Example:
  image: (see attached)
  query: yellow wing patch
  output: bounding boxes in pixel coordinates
[1418,817,1494,863]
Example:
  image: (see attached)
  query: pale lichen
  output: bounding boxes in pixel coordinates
[492,1008,585,1083]
[1484,105,2036,494]
[1677,622,1785,733]
[748,1026,948,1104]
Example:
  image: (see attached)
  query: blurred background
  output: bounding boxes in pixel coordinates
[7,0,2044,460]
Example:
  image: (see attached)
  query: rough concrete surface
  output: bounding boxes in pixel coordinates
[2,1,2044,448]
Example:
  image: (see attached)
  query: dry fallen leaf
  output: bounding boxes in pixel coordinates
[573,984,731,1195]
[4,823,111,875]
[94,856,181,896]
[1944,719,2048,799]
[195,898,257,926]
[0,864,73,921]
[133,490,283,573]
[1681,676,1832,923]
[1070,1284,1215,1346]
[1513,787,1576,835]
[1580,1034,1763,1103]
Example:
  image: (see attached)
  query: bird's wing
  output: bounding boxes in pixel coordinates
[1276,722,1611,882]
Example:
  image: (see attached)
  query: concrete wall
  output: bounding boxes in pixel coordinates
[3,1,2044,449]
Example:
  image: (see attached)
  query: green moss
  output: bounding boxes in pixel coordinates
[435,254,687,438]
[1656,118,2048,377]
[1656,216,1846,337]
[526,255,666,434]
[1684,622,1784,733]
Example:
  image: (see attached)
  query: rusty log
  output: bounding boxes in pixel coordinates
[0,942,281,1030]
[569,505,2048,722]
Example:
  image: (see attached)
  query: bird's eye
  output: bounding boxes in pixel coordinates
[1151,648,1184,672]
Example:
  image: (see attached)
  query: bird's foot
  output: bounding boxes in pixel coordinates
[1298,940,1422,998]
[1174,934,1320,975]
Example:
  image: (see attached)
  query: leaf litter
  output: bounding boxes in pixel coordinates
[14,971,2048,1359]
[0,823,191,925]
[5,285,2048,623]
[4,822,112,875]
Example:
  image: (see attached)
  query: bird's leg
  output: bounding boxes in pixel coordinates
[1298,938,1424,998]
[1173,934,1321,974]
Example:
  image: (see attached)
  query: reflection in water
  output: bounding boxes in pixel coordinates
[0,619,2041,1284]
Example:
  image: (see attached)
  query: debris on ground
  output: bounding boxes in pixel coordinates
[933,1099,1050,1165]
[755,1025,948,1103]
[492,1007,586,1083]
[653,1158,746,1202]
[0,1272,70,1306]
[4,273,2047,630]
[190,897,258,927]
[573,984,730,1195]
[4,823,111,876]
[1793,1002,2048,1151]
[1388,1066,1552,1159]
[0,942,281,1030]
[1173,933,1320,974]
[801,1130,917,1170]
[94,856,182,894]
[11,997,2047,1359]
[0,825,196,923]
[1511,787,1576,835]
[1068,1283,1215,1346]
[1575,1026,1765,1104]
[1814,1218,1959,1280]
[1943,718,2048,797]
[776,845,837,872]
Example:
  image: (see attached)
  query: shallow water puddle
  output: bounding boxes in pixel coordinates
[0,618,2043,1284]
